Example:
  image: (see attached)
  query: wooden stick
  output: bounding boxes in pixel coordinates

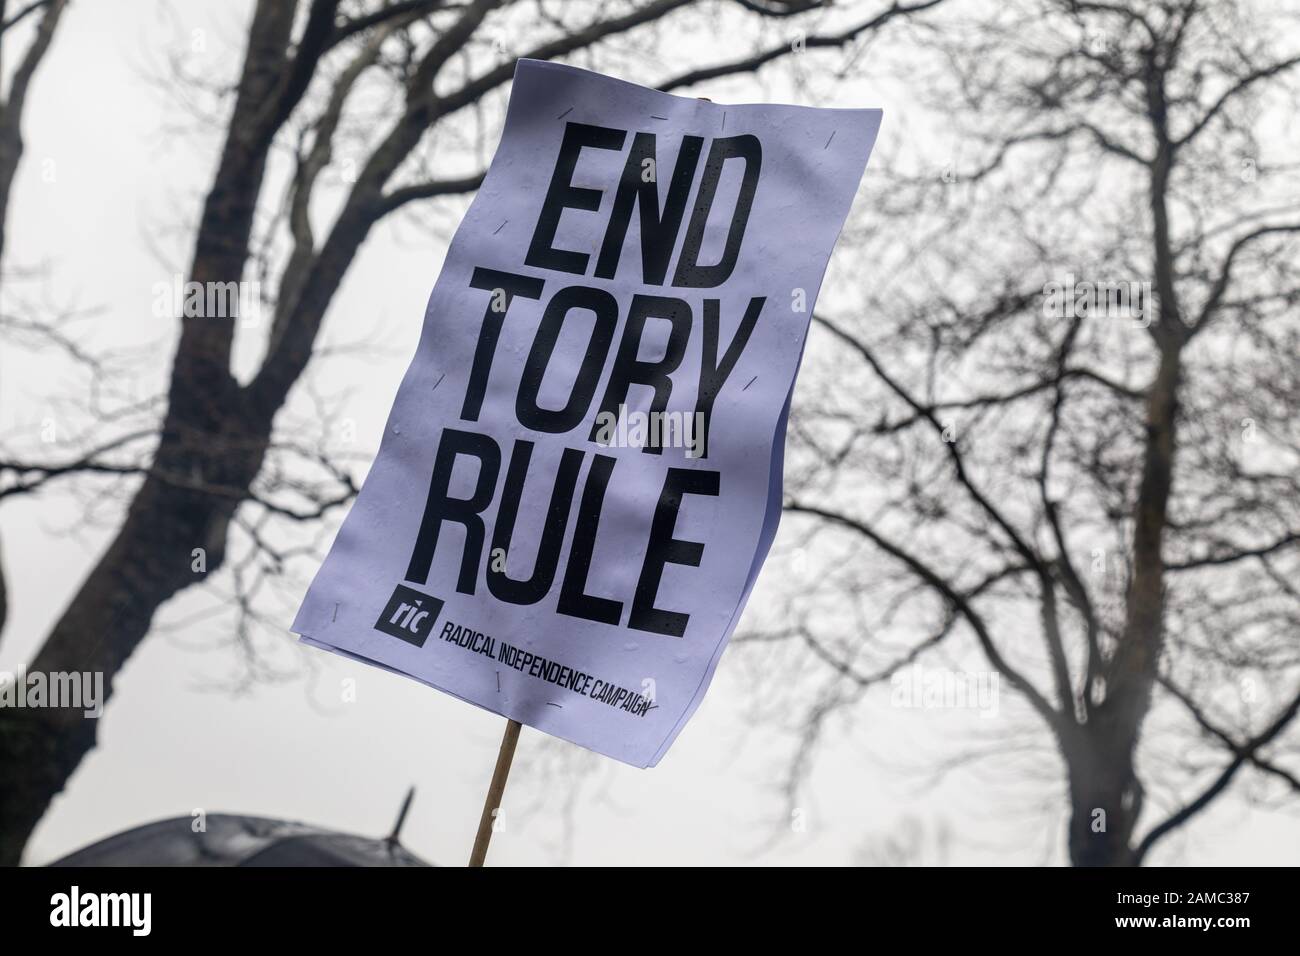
[468,718,522,867]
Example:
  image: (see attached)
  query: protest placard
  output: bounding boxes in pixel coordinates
[294,59,881,768]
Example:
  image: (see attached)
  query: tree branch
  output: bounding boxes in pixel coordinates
[1134,684,1300,862]
[785,500,1064,733]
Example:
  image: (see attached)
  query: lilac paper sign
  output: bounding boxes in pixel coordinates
[293,59,880,767]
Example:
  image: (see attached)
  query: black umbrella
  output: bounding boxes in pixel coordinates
[50,788,431,867]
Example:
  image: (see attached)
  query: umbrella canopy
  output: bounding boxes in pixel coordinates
[50,792,431,866]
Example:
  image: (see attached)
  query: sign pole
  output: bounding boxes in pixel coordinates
[468,718,522,866]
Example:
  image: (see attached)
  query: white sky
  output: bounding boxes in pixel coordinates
[1,0,1295,866]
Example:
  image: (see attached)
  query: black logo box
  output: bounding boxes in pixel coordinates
[374,584,444,647]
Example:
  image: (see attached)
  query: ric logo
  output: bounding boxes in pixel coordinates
[374,584,444,647]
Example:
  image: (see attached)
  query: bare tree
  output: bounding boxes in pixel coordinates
[0,0,947,865]
[0,0,68,634]
[767,0,1300,865]
[0,0,66,262]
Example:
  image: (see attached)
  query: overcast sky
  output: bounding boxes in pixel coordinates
[1,0,1295,866]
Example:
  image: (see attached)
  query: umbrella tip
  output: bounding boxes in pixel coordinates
[387,786,416,844]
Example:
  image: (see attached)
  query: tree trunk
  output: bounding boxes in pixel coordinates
[0,0,294,864]
[1064,726,1142,866]
[1066,344,1183,866]
[0,399,272,863]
